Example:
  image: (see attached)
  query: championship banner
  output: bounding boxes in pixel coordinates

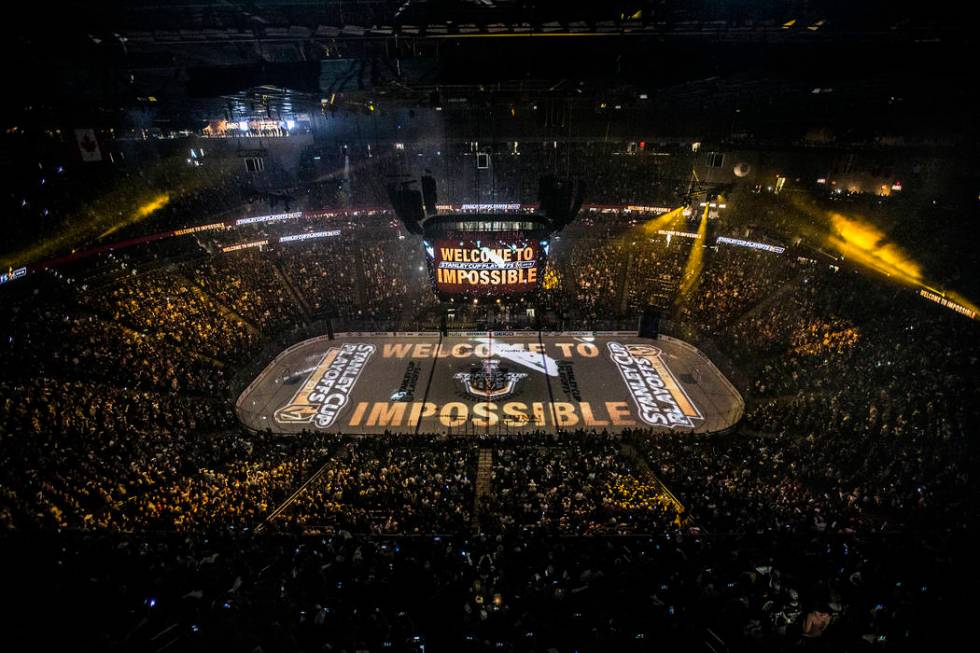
[274,343,375,427]
[75,128,103,162]
[608,342,703,428]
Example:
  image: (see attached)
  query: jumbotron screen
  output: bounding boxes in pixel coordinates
[426,233,549,296]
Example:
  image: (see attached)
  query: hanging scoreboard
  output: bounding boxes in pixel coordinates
[427,234,548,296]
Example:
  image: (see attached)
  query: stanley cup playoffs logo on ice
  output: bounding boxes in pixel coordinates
[275,344,375,428]
[608,342,703,428]
[454,359,528,400]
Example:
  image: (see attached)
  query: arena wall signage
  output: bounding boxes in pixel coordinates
[235,211,303,226]
[173,222,226,236]
[626,205,672,214]
[658,230,702,239]
[279,230,341,243]
[459,203,521,211]
[608,342,703,428]
[918,289,977,319]
[716,236,785,254]
[274,343,375,427]
[303,210,343,220]
[221,239,268,253]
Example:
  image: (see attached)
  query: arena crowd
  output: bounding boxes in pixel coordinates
[0,165,973,651]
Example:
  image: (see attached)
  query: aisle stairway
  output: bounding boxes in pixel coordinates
[272,261,313,325]
[473,448,493,530]
[730,277,798,329]
[182,273,259,336]
[620,442,691,528]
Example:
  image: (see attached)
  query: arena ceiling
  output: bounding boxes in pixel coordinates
[1,1,973,140]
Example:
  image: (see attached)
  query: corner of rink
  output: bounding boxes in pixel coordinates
[235,331,744,435]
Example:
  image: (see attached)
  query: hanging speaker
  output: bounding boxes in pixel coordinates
[421,175,438,216]
[386,181,425,234]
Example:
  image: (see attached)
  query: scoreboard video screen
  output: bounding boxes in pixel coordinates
[426,233,549,296]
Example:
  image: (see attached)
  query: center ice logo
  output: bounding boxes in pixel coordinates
[454,358,527,400]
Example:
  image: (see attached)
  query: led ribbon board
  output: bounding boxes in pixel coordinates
[235,211,303,226]
[459,203,521,211]
[627,205,672,214]
[658,230,702,239]
[221,239,268,253]
[716,236,785,254]
[174,222,226,236]
[919,289,977,319]
[279,230,341,243]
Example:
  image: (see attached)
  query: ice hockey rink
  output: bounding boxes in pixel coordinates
[236,332,743,435]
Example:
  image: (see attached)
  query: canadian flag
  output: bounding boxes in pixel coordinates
[75,128,103,162]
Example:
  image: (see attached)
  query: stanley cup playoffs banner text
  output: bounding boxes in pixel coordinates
[430,236,546,295]
[274,344,375,428]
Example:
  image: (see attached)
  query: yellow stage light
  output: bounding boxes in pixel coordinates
[99,193,171,239]
[677,205,709,301]
[639,206,684,235]
[786,194,978,320]
[825,212,922,286]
